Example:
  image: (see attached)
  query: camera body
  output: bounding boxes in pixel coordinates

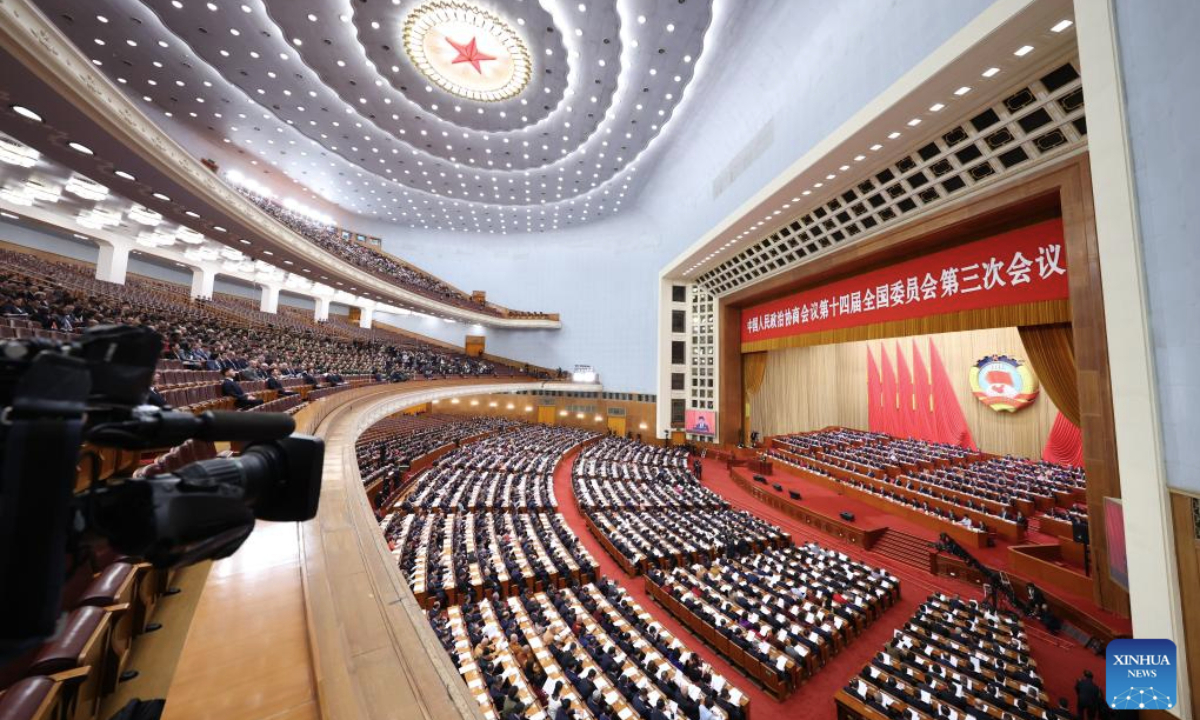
[0,325,324,662]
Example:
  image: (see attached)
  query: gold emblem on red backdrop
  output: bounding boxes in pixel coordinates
[968,355,1039,412]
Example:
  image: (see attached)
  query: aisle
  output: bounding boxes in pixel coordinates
[554,449,912,720]
[551,449,778,716]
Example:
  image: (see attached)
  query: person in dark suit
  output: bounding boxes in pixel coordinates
[302,367,321,386]
[1074,670,1101,720]
[146,371,169,408]
[266,368,298,397]
[221,368,263,408]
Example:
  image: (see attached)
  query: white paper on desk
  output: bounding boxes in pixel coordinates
[729,688,743,703]
[805,612,816,624]
[881,694,893,708]
[776,655,788,671]
[688,685,701,701]
[947,710,959,720]
[856,680,868,698]
[759,642,771,655]
[869,667,881,679]
[596,678,609,690]
[955,683,965,698]
[712,676,726,692]
[637,678,649,690]
[908,710,920,720]
[835,617,846,629]
[920,690,933,703]
[604,691,619,704]
[618,710,633,720]
[467,679,483,690]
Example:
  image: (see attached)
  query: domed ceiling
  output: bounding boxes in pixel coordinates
[35,0,718,233]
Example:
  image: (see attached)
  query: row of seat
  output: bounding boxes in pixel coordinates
[0,561,170,720]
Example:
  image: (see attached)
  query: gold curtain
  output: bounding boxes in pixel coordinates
[1018,323,1080,427]
[743,352,769,398]
[742,352,769,444]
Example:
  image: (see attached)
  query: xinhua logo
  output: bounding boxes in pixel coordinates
[1106,638,1177,710]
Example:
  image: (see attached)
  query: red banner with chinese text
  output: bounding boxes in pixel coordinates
[740,218,1067,343]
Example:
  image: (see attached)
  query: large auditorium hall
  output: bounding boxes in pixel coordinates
[0,1,1195,720]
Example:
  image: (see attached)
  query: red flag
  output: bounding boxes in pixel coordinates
[866,346,883,433]
[929,339,976,450]
[1042,412,1084,466]
[911,340,936,442]
[880,345,899,436]
[895,342,917,439]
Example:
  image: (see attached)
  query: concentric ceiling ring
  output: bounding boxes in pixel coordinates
[402,1,533,103]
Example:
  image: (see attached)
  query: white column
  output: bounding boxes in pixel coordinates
[358,303,375,329]
[259,284,281,314]
[189,266,216,300]
[94,239,131,284]
[1077,2,1189,716]
[314,296,331,322]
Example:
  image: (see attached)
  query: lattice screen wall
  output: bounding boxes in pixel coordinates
[695,55,1086,297]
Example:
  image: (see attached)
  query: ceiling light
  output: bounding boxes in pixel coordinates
[982,67,1000,78]
[1014,45,1034,57]
[1051,19,1074,33]
[870,144,883,151]
[0,137,39,167]
[67,141,93,155]
[114,170,136,181]
[65,174,109,201]
[151,192,171,201]
[10,105,42,122]
[637,15,646,23]
[929,103,945,112]
[907,118,921,126]
[887,131,901,139]
[954,86,971,96]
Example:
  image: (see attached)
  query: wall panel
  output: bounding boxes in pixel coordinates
[748,326,1061,459]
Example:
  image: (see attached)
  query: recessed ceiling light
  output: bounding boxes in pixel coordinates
[954,86,972,96]
[10,105,42,122]
[907,118,921,127]
[1051,19,1074,33]
[239,238,251,244]
[870,144,883,151]
[152,192,170,201]
[1014,45,1034,57]
[67,141,93,155]
[887,131,901,139]
[982,67,1000,78]
[637,15,646,23]
[929,103,945,112]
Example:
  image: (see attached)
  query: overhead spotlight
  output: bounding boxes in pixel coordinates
[10,105,43,123]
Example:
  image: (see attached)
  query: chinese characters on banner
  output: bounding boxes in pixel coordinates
[740,218,1069,343]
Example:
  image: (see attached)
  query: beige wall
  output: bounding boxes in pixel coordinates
[748,326,1061,459]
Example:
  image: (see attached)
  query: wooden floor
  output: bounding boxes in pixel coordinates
[162,520,317,720]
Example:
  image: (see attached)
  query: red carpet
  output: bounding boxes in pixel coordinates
[552,451,1115,719]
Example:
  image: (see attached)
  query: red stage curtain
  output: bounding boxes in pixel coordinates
[879,345,899,436]
[1042,411,1084,466]
[911,340,937,442]
[895,342,918,439]
[866,346,883,433]
[929,339,977,450]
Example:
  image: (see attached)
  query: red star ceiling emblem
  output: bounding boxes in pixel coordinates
[446,36,496,74]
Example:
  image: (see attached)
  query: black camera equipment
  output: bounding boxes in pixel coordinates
[0,325,324,664]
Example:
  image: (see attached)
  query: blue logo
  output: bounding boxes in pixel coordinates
[1106,638,1177,710]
